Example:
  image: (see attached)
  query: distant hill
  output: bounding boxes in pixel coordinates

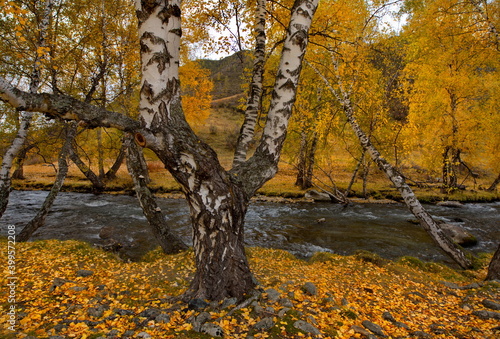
[199,51,253,101]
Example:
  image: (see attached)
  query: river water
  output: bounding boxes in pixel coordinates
[1,190,498,264]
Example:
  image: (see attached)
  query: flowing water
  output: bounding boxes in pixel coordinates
[1,190,498,264]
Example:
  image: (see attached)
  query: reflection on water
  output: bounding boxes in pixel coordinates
[1,190,498,263]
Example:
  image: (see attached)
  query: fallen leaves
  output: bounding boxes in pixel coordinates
[1,239,498,338]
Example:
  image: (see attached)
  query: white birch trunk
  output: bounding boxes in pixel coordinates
[235,0,320,197]
[314,62,473,269]
[0,0,53,218]
[232,0,267,166]
[0,0,320,301]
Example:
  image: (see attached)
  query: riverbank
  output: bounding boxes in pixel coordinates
[1,238,498,339]
[11,163,500,204]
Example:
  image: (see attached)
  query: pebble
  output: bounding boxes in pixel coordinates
[76,269,94,277]
[188,298,209,310]
[293,320,321,336]
[253,317,275,330]
[482,299,500,310]
[201,322,224,337]
[302,282,317,296]
[362,320,387,337]
[264,288,280,301]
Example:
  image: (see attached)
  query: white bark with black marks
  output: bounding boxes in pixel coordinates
[233,0,267,166]
[0,0,53,218]
[313,63,473,269]
[0,0,320,301]
[17,122,75,242]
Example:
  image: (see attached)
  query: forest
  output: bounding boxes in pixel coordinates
[0,0,499,338]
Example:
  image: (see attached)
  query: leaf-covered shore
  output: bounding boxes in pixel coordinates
[1,238,499,339]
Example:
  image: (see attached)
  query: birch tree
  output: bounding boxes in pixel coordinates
[0,0,53,218]
[0,0,319,300]
[307,0,473,269]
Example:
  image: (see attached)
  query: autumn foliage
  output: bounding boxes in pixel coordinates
[2,238,498,338]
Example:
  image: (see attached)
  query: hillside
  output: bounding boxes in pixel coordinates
[199,51,253,100]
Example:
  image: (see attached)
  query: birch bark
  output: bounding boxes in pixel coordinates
[0,0,53,218]
[312,63,472,269]
[233,0,267,166]
[17,122,75,242]
[0,0,319,300]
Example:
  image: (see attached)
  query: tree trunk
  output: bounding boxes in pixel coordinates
[487,172,500,192]
[0,0,319,301]
[345,101,472,268]
[346,152,365,197]
[295,131,308,188]
[296,132,317,190]
[233,0,267,166]
[68,144,105,192]
[312,63,473,269]
[124,134,187,254]
[0,0,53,218]
[97,128,105,179]
[183,178,254,301]
[104,143,126,180]
[486,244,500,281]
[12,144,33,180]
[17,122,74,242]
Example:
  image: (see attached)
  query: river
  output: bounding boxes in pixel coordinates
[1,190,498,264]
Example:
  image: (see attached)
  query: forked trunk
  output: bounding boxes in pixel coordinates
[68,146,105,192]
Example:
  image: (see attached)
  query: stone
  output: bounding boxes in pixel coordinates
[305,190,332,201]
[136,332,152,338]
[201,322,224,337]
[76,269,94,277]
[123,330,135,337]
[362,320,387,337]
[190,312,211,332]
[138,308,161,320]
[99,226,118,239]
[69,286,88,292]
[482,299,500,311]
[155,313,170,324]
[87,305,109,318]
[436,200,463,208]
[253,317,275,331]
[302,282,317,296]
[411,330,431,337]
[113,308,134,316]
[351,325,371,336]
[279,298,294,308]
[382,311,395,322]
[472,310,500,320]
[265,306,275,315]
[50,277,71,291]
[293,320,321,336]
[438,222,477,247]
[222,297,238,309]
[264,288,280,301]
[429,323,447,335]
[278,307,291,317]
[188,298,209,310]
